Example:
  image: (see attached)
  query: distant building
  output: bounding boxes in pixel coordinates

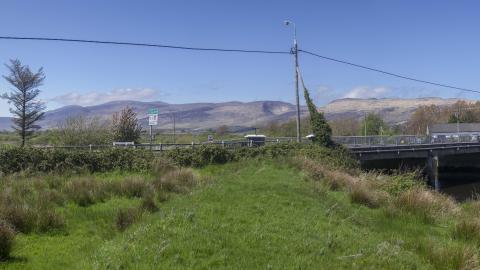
[428,123,480,142]
[244,134,266,146]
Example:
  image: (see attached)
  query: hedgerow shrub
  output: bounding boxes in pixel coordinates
[165,145,234,167]
[0,148,154,175]
[164,143,358,169]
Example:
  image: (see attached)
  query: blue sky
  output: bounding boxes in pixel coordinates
[1,0,480,116]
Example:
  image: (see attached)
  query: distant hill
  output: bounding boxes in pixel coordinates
[0,100,309,131]
[322,97,469,124]
[0,97,472,131]
[0,117,12,131]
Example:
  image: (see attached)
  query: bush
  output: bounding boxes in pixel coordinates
[0,148,154,175]
[116,207,140,232]
[165,145,234,167]
[0,221,15,261]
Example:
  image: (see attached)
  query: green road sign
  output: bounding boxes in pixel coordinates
[148,108,159,115]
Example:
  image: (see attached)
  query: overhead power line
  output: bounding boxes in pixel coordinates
[299,49,480,94]
[1,35,478,95]
[0,36,290,55]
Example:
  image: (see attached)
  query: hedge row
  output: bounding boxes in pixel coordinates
[164,143,358,169]
[0,148,154,175]
[0,143,358,175]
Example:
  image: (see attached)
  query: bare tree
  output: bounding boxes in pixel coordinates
[1,59,46,147]
[329,118,360,136]
[56,116,111,146]
[112,107,142,143]
[216,125,228,136]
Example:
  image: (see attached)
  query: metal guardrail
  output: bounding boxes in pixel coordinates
[32,137,298,152]
[23,135,480,151]
[332,135,480,147]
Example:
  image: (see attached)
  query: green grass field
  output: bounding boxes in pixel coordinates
[1,159,476,269]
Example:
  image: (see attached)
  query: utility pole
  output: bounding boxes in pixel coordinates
[364,111,367,137]
[172,112,176,144]
[149,126,153,149]
[456,106,460,142]
[285,20,301,143]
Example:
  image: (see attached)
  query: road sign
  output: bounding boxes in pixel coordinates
[208,135,214,142]
[148,108,158,126]
[148,108,159,115]
[148,114,158,126]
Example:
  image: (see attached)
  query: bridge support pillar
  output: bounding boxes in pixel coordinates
[427,155,440,191]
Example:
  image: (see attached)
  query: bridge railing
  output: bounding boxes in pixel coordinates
[332,135,429,146]
[333,135,480,147]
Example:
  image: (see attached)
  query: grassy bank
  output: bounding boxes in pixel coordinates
[1,159,477,269]
[1,144,480,269]
[89,160,478,269]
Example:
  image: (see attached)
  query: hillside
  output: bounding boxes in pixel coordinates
[323,97,468,124]
[0,97,472,131]
[0,100,309,131]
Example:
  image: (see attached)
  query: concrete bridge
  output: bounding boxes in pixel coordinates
[340,136,480,190]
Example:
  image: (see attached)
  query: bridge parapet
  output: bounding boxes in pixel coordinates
[334,135,480,147]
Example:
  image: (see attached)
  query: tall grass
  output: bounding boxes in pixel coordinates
[153,168,198,194]
[348,182,388,208]
[0,221,15,261]
[63,177,109,207]
[392,187,458,222]
[116,207,141,232]
[292,154,460,223]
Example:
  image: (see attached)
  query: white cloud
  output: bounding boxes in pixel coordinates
[51,88,161,106]
[342,86,391,99]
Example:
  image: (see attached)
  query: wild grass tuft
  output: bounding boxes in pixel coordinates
[154,168,198,193]
[420,241,479,270]
[152,157,176,176]
[0,221,15,261]
[118,177,150,198]
[63,177,108,207]
[140,188,159,213]
[392,186,458,222]
[348,182,388,208]
[36,209,66,233]
[116,207,140,232]
[0,204,37,233]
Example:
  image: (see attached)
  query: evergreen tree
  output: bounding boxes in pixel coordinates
[112,107,142,143]
[1,59,46,147]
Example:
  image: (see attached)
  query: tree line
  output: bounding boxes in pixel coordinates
[262,100,479,137]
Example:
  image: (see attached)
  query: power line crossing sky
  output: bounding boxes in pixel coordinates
[1,1,480,116]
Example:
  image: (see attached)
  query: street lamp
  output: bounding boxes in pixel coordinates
[284,20,301,143]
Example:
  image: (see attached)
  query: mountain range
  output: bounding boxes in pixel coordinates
[0,97,470,131]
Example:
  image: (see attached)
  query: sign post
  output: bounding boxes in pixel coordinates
[147,108,159,149]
